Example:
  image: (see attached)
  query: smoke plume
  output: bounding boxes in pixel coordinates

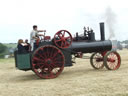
[105,6,117,39]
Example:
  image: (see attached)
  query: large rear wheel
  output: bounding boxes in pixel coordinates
[32,45,65,79]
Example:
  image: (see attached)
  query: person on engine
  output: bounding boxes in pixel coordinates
[30,25,46,51]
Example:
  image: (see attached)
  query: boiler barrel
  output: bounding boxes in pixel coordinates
[70,40,112,53]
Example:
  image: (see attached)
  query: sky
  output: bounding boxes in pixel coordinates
[0,0,128,43]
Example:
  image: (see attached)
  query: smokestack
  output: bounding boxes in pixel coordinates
[100,22,105,41]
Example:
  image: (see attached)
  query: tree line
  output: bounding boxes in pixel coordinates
[0,43,7,58]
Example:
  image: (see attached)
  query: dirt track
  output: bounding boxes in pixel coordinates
[0,49,128,96]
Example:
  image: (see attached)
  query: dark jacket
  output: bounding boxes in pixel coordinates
[17,44,26,54]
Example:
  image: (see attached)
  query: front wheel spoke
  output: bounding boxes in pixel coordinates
[109,62,113,69]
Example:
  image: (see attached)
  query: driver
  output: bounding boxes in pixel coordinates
[30,25,46,51]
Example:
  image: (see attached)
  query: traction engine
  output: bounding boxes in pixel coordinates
[14,22,121,79]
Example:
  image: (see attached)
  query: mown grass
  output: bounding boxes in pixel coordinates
[0,58,14,63]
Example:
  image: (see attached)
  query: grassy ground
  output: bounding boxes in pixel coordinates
[0,49,128,96]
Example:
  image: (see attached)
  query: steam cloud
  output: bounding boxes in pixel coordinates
[105,6,117,39]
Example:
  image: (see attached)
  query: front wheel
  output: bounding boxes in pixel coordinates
[104,51,121,70]
[90,53,104,69]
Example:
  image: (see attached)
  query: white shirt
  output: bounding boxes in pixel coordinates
[30,30,39,43]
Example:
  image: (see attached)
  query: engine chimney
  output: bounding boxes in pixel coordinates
[100,22,105,41]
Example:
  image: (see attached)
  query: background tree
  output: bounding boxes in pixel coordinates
[0,43,7,58]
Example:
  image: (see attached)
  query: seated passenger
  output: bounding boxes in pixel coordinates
[17,39,27,53]
[24,39,30,52]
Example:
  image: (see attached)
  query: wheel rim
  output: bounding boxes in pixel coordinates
[91,53,104,69]
[105,51,121,70]
[54,30,72,49]
[32,45,64,79]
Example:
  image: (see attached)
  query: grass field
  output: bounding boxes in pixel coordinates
[0,49,128,96]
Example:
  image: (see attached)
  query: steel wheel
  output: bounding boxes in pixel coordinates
[54,30,72,49]
[32,45,65,79]
[90,53,104,69]
[104,51,121,70]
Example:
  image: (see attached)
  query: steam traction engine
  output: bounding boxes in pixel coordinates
[15,22,121,79]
